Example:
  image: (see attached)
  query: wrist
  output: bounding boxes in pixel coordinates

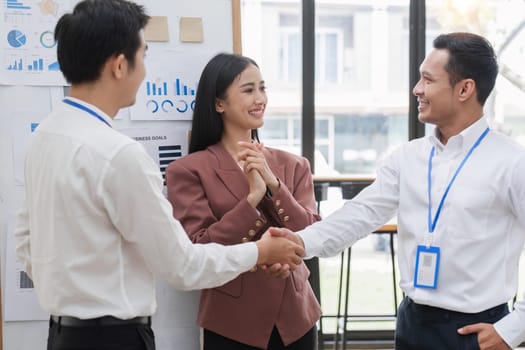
[266,177,280,196]
[247,191,264,207]
[255,240,267,264]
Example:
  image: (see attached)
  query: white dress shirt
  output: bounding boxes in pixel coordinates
[15,98,257,320]
[299,117,525,348]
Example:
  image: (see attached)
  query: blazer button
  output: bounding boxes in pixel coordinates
[255,220,262,227]
[275,200,281,207]
[248,229,256,237]
[283,215,290,222]
[278,208,284,215]
[242,237,249,243]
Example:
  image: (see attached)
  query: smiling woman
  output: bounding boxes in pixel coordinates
[165,53,322,349]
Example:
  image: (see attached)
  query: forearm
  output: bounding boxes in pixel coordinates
[14,205,33,278]
[493,300,525,348]
[181,198,265,245]
[265,182,320,231]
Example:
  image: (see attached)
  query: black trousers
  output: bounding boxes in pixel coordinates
[47,318,155,350]
[203,326,317,350]
[395,297,509,350]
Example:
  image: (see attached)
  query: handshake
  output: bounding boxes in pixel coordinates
[254,227,305,278]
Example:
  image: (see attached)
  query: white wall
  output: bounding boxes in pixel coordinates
[0,0,235,349]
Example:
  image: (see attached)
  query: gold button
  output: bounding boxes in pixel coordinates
[250,266,258,272]
[283,215,290,222]
[275,200,281,207]
[242,237,249,243]
[278,208,284,215]
[248,229,256,237]
[255,220,262,227]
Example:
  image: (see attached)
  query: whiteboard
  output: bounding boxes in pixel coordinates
[0,0,237,349]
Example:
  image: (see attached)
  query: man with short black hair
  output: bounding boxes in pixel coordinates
[272,32,525,349]
[15,1,305,349]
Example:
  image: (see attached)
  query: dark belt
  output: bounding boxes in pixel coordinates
[50,315,151,327]
[406,297,508,320]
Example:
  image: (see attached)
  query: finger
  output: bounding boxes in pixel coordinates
[269,227,288,237]
[291,253,303,266]
[277,266,291,278]
[280,264,291,273]
[244,163,261,173]
[278,271,291,279]
[268,263,282,273]
[243,156,264,166]
[237,150,258,161]
[266,263,286,278]
[294,244,305,257]
[244,155,264,164]
[458,323,483,335]
[274,264,290,278]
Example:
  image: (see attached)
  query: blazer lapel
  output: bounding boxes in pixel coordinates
[209,144,248,201]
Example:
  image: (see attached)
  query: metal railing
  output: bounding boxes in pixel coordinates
[312,177,398,349]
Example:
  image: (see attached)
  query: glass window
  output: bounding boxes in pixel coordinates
[242,0,410,337]
[426,0,525,145]
[241,0,303,163]
[314,2,409,178]
[281,30,301,83]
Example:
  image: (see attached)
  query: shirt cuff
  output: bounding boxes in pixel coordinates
[243,242,259,266]
[493,311,525,348]
[298,229,315,259]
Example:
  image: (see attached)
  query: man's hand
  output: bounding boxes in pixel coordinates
[258,227,306,278]
[458,323,510,350]
[268,227,305,248]
[259,263,291,279]
[255,230,304,270]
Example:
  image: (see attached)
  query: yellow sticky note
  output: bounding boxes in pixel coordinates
[179,17,204,43]
[144,16,169,42]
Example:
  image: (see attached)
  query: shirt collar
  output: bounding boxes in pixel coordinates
[63,96,114,128]
[429,117,489,154]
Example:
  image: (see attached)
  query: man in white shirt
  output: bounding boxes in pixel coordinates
[14,1,304,349]
[271,32,525,349]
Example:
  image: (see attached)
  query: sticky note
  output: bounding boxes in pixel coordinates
[144,16,169,42]
[179,17,204,43]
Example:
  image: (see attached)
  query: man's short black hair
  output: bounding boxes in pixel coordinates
[433,32,498,105]
[55,0,149,84]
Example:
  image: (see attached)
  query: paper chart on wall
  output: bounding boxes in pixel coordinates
[129,49,213,121]
[118,125,190,189]
[5,86,56,185]
[0,0,78,86]
[12,112,49,186]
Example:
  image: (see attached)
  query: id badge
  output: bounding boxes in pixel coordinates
[414,245,440,289]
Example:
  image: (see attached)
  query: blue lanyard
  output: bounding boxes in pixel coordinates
[427,127,489,234]
[63,98,111,128]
